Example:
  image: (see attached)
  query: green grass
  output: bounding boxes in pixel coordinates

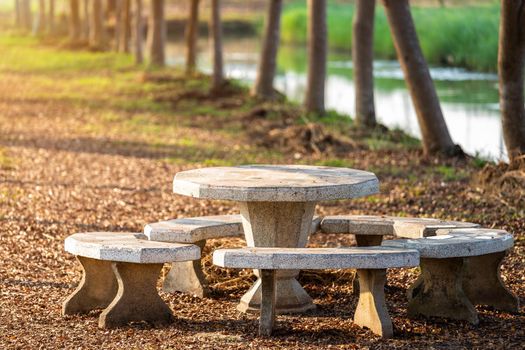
[281,2,500,72]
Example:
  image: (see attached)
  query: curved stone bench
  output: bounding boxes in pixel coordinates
[320,215,479,294]
[383,228,518,324]
[62,232,201,328]
[145,214,322,297]
[213,246,420,338]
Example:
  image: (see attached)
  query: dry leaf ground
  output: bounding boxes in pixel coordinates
[0,35,523,349]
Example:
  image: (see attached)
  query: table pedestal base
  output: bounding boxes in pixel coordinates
[237,274,315,314]
[237,201,316,314]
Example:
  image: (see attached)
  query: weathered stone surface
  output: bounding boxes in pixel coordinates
[65,232,201,263]
[259,269,276,336]
[62,257,118,315]
[462,251,519,312]
[382,229,513,258]
[99,262,174,328]
[145,215,243,243]
[354,269,393,338]
[237,201,317,314]
[407,257,479,324]
[353,235,385,295]
[320,215,479,238]
[213,246,419,270]
[173,165,379,202]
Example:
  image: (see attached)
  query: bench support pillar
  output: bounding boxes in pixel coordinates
[259,269,276,336]
[407,257,478,324]
[353,235,384,295]
[163,240,209,298]
[463,251,519,312]
[62,256,118,315]
[237,201,316,314]
[99,262,174,328]
[354,268,393,338]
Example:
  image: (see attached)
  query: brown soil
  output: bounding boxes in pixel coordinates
[0,69,524,350]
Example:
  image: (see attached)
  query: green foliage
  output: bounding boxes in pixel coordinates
[281,2,500,72]
[434,165,469,182]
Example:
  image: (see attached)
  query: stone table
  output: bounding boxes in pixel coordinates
[173,165,379,313]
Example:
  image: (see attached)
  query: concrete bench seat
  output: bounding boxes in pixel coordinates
[213,246,420,338]
[383,228,518,324]
[62,232,201,328]
[144,214,322,297]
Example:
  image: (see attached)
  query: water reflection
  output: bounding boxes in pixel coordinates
[166,38,506,160]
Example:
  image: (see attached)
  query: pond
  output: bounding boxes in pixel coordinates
[166,37,505,160]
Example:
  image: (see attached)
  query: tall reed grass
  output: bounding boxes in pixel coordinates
[281,2,499,72]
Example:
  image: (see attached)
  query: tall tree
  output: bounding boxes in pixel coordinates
[210,0,224,91]
[82,0,90,41]
[251,0,282,99]
[35,0,47,35]
[48,0,55,34]
[185,0,200,75]
[19,0,32,32]
[114,0,122,51]
[134,0,144,64]
[90,0,106,50]
[499,0,525,159]
[147,0,165,66]
[69,0,82,44]
[305,0,327,114]
[353,0,376,128]
[14,0,21,28]
[118,0,132,52]
[382,0,457,155]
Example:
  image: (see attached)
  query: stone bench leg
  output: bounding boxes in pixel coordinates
[62,256,118,315]
[407,257,478,324]
[353,235,384,296]
[463,251,519,312]
[353,268,393,338]
[163,240,210,298]
[99,262,174,328]
[259,269,276,336]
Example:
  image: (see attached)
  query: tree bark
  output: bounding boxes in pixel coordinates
[48,0,55,34]
[251,0,282,99]
[147,0,165,66]
[210,0,224,91]
[185,0,200,75]
[106,0,117,19]
[20,0,32,32]
[36,0,47,35]
[305,0,327,114]
[382,0,457,155]
[134,0,144,64]
[114,0,122,51]
[499,0,525,159]
[90,0,106,50]
[69,0,82,44]
[118,0,132,53]
[353,0,376,128]
[82,0,90,41]
[15,0,21,27]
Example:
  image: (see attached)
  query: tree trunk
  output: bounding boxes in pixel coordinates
[90,0,106,50]
[118,0,132,53]
[499,0,525,159]
[20,0,32,32]
[69,0,82,44]
[185,0,200,75]
[353,0,376,128]
[106,0,117,19]
[251,0,282,99]
[382,0,457,155]
[82,0,89,41]
[147,0,165,66]
[134,0,144,64]
[48,0,55,34]
[15,0,21,28]
[305,0,327,114]
[210,0,224,91]
[35,0,47,35]
[114,0,122,51]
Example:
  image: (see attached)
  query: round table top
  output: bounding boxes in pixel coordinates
[172,165,379,202]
